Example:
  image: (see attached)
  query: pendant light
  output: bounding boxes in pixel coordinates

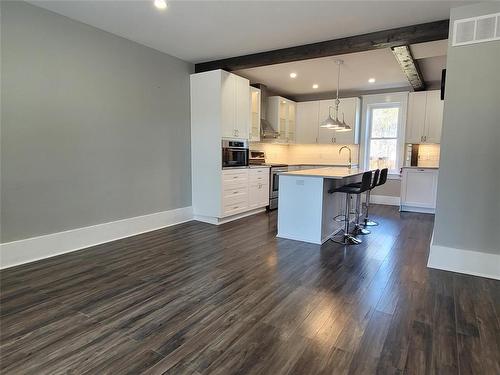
[320,60,351,132]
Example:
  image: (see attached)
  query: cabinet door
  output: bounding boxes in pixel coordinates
[406,92,427,143]
[248,182,269,208]
[317,100,338,144]
[250,87,261,141]
[401,169,439,208]
[296,101,319,143]
[235,75,250,139]
[335,98,358,145]
[424,90,443,144]
[287,102,296,143]
[221,72,236,138]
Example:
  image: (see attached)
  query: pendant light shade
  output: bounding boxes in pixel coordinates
[320,60,351,132]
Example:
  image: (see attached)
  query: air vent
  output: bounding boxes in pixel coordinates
[453,12,500,46]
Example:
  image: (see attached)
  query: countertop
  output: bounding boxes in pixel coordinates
[281,167,370,180]
[401,166,439,170]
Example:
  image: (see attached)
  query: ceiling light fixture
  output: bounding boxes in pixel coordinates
[320,60,351,132]
[312,84,319,89]
[368,78,376,83]
[154,0,167,10]
[289,72,297,78]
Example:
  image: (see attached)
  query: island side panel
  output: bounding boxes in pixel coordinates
[277,174,324,244]
[321,179,346,243]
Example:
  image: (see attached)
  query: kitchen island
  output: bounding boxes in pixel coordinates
[277,167,371,244]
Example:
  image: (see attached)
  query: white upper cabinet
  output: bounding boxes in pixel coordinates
[221,71,250,139]
[249,87,261,142]
[424,91,444,144]
[296,101,320,143]
[406,90,443,144]
[317,97,360,145]
[267,96,297,143]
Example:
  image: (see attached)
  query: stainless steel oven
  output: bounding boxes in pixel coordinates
[222,139,249,168]
[269,165,288,210]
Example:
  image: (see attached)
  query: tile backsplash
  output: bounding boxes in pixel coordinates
[250,143,359,165]
[417,144,440,167]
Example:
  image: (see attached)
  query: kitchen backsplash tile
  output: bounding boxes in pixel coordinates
[250,143,359,165]
[418,144,440,167]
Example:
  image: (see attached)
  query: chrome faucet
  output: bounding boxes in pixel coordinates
[339,146,352,169]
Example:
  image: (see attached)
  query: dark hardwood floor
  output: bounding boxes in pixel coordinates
[1,205,499,374]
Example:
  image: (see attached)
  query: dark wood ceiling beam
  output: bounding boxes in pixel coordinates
[391,45,426,91]
[194,19,449,73]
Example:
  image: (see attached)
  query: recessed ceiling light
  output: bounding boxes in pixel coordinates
[154,0,167,10]
[289,73,297,78]
[282,100,286,104]
[368,78,376,83]
[312,84,319,89]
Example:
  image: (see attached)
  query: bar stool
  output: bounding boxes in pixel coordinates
[349,169,380,235]
[328,171,373,245]
[364,168,388,227]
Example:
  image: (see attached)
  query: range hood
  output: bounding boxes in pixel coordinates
[253,84,279,140]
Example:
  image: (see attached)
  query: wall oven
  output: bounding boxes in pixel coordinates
[222,139,249,168]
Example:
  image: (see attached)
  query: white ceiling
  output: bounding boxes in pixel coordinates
[234,41,448,96]
[29,0,469,63]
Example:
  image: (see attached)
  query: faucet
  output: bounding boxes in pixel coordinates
[339,146,352,169]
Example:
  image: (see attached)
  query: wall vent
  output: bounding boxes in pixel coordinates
[452,12,500,46]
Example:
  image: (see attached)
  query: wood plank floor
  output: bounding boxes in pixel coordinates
[1,205,499,374]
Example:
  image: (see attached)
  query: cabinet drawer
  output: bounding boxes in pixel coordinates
[223,200,248,216]
[222,170,248,190]
[249,168,270,183]
[223,187,247,200]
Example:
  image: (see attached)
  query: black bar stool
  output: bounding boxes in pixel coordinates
[364,168,388,227]
[349,169,380,235]
[328,171,373,245]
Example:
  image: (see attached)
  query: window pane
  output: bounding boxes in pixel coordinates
[369,139,397,170]
[371,107,399,138]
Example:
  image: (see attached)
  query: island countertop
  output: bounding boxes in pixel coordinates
[281,167,370,180]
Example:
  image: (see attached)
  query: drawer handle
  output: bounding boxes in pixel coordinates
[232,191,238,194]
[233,206,238,209]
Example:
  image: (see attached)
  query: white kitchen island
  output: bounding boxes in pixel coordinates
[277,167,371,244]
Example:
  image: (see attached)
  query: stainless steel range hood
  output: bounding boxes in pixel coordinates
[253,84,279,140]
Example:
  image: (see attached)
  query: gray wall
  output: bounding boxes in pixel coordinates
[1,1,193,242]
[433,2,500,254]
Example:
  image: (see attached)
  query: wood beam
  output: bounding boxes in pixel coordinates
[194,20,449,73]
[391,45,426,91]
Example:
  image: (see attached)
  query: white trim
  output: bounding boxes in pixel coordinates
[0,206,193,269]
[428,239,500,280]
[359,92,409,171]
[194,207,266,225]
[400,205,435,214]
[369,194,400,206]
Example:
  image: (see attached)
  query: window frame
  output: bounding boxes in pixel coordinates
[366,103,402,171]
[360,92,408,177]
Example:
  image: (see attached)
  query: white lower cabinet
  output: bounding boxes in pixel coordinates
[400,167,439,213]
[222,167,269,217]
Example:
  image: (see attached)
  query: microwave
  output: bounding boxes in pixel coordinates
[222,139,249,168]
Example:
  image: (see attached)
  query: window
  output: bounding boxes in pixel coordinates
[367,104,401,171]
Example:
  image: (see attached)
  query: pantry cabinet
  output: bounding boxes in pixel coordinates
[406,90,443,144]
[267,96,297,143]
[220,71,250,139]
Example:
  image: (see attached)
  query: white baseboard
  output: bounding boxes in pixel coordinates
[369,194,400,206]
[0,206,193,269]
[428,240,500,280]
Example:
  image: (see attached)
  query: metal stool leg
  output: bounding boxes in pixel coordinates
[354,193,370,235]
[332,193,361,245]
[363,189,379,227]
